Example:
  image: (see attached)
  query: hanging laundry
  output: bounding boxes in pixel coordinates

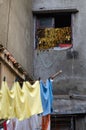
[42,114,50,130]
[6,119,14,130]
[27,115,41,130]
[0,120,7,130]
[0,81,43,120]
[12,82,25,120]
[6,115,41,130]
[0,81,15,119]
[13,118,30,130]
[21,81,43,120]
[2,121,7,130]
[40,78,53,116]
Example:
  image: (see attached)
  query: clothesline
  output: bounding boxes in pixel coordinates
[49,70,62,79]
[0,71,62,129]
[0,70,62,121]
[0,78,53,120]
[2,70,62,84]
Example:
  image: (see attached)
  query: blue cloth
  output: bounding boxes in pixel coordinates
[40,79,53,116]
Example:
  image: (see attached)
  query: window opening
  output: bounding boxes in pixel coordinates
[51,115,75,130]
[35,13,72,50]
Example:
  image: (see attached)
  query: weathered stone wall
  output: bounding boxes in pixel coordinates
[0,0,33,77]
[0,61,16,88]
[32,0,86,94]
[0,0,9,46]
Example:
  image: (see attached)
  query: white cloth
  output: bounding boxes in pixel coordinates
[13,115,41,130]
[6,119,14,130]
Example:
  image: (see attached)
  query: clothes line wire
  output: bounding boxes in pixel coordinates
[2,70,62,84]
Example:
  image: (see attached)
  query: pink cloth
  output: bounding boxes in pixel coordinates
[6,120,14,130]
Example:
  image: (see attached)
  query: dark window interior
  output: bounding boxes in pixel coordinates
[35,12,72,50]
[55,13,71,28]
[51,115,75,130]
[36,13,71,28]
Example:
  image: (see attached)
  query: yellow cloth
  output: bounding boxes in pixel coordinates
[22,81,43,119]
[0,81,43,120]
[0,82,15,119]
[12,82,25,120]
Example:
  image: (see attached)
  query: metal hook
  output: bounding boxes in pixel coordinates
[3,76,6,81]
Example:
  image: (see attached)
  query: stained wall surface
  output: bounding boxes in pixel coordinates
[32,0,86,94]
[0,0,33,77]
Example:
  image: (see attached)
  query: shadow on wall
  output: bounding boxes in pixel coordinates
[52,78,86,95]
[66,50,79,59]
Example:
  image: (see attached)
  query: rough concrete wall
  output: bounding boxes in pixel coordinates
[32,0,82,10]
[33,0,86,94]
[7,0,33,77]
[0,61,16,88]
[0,0,33,77]
[0,0,9,46]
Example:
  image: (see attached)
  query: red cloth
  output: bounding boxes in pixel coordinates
[3,121,7,130]
[42,115,50,130]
